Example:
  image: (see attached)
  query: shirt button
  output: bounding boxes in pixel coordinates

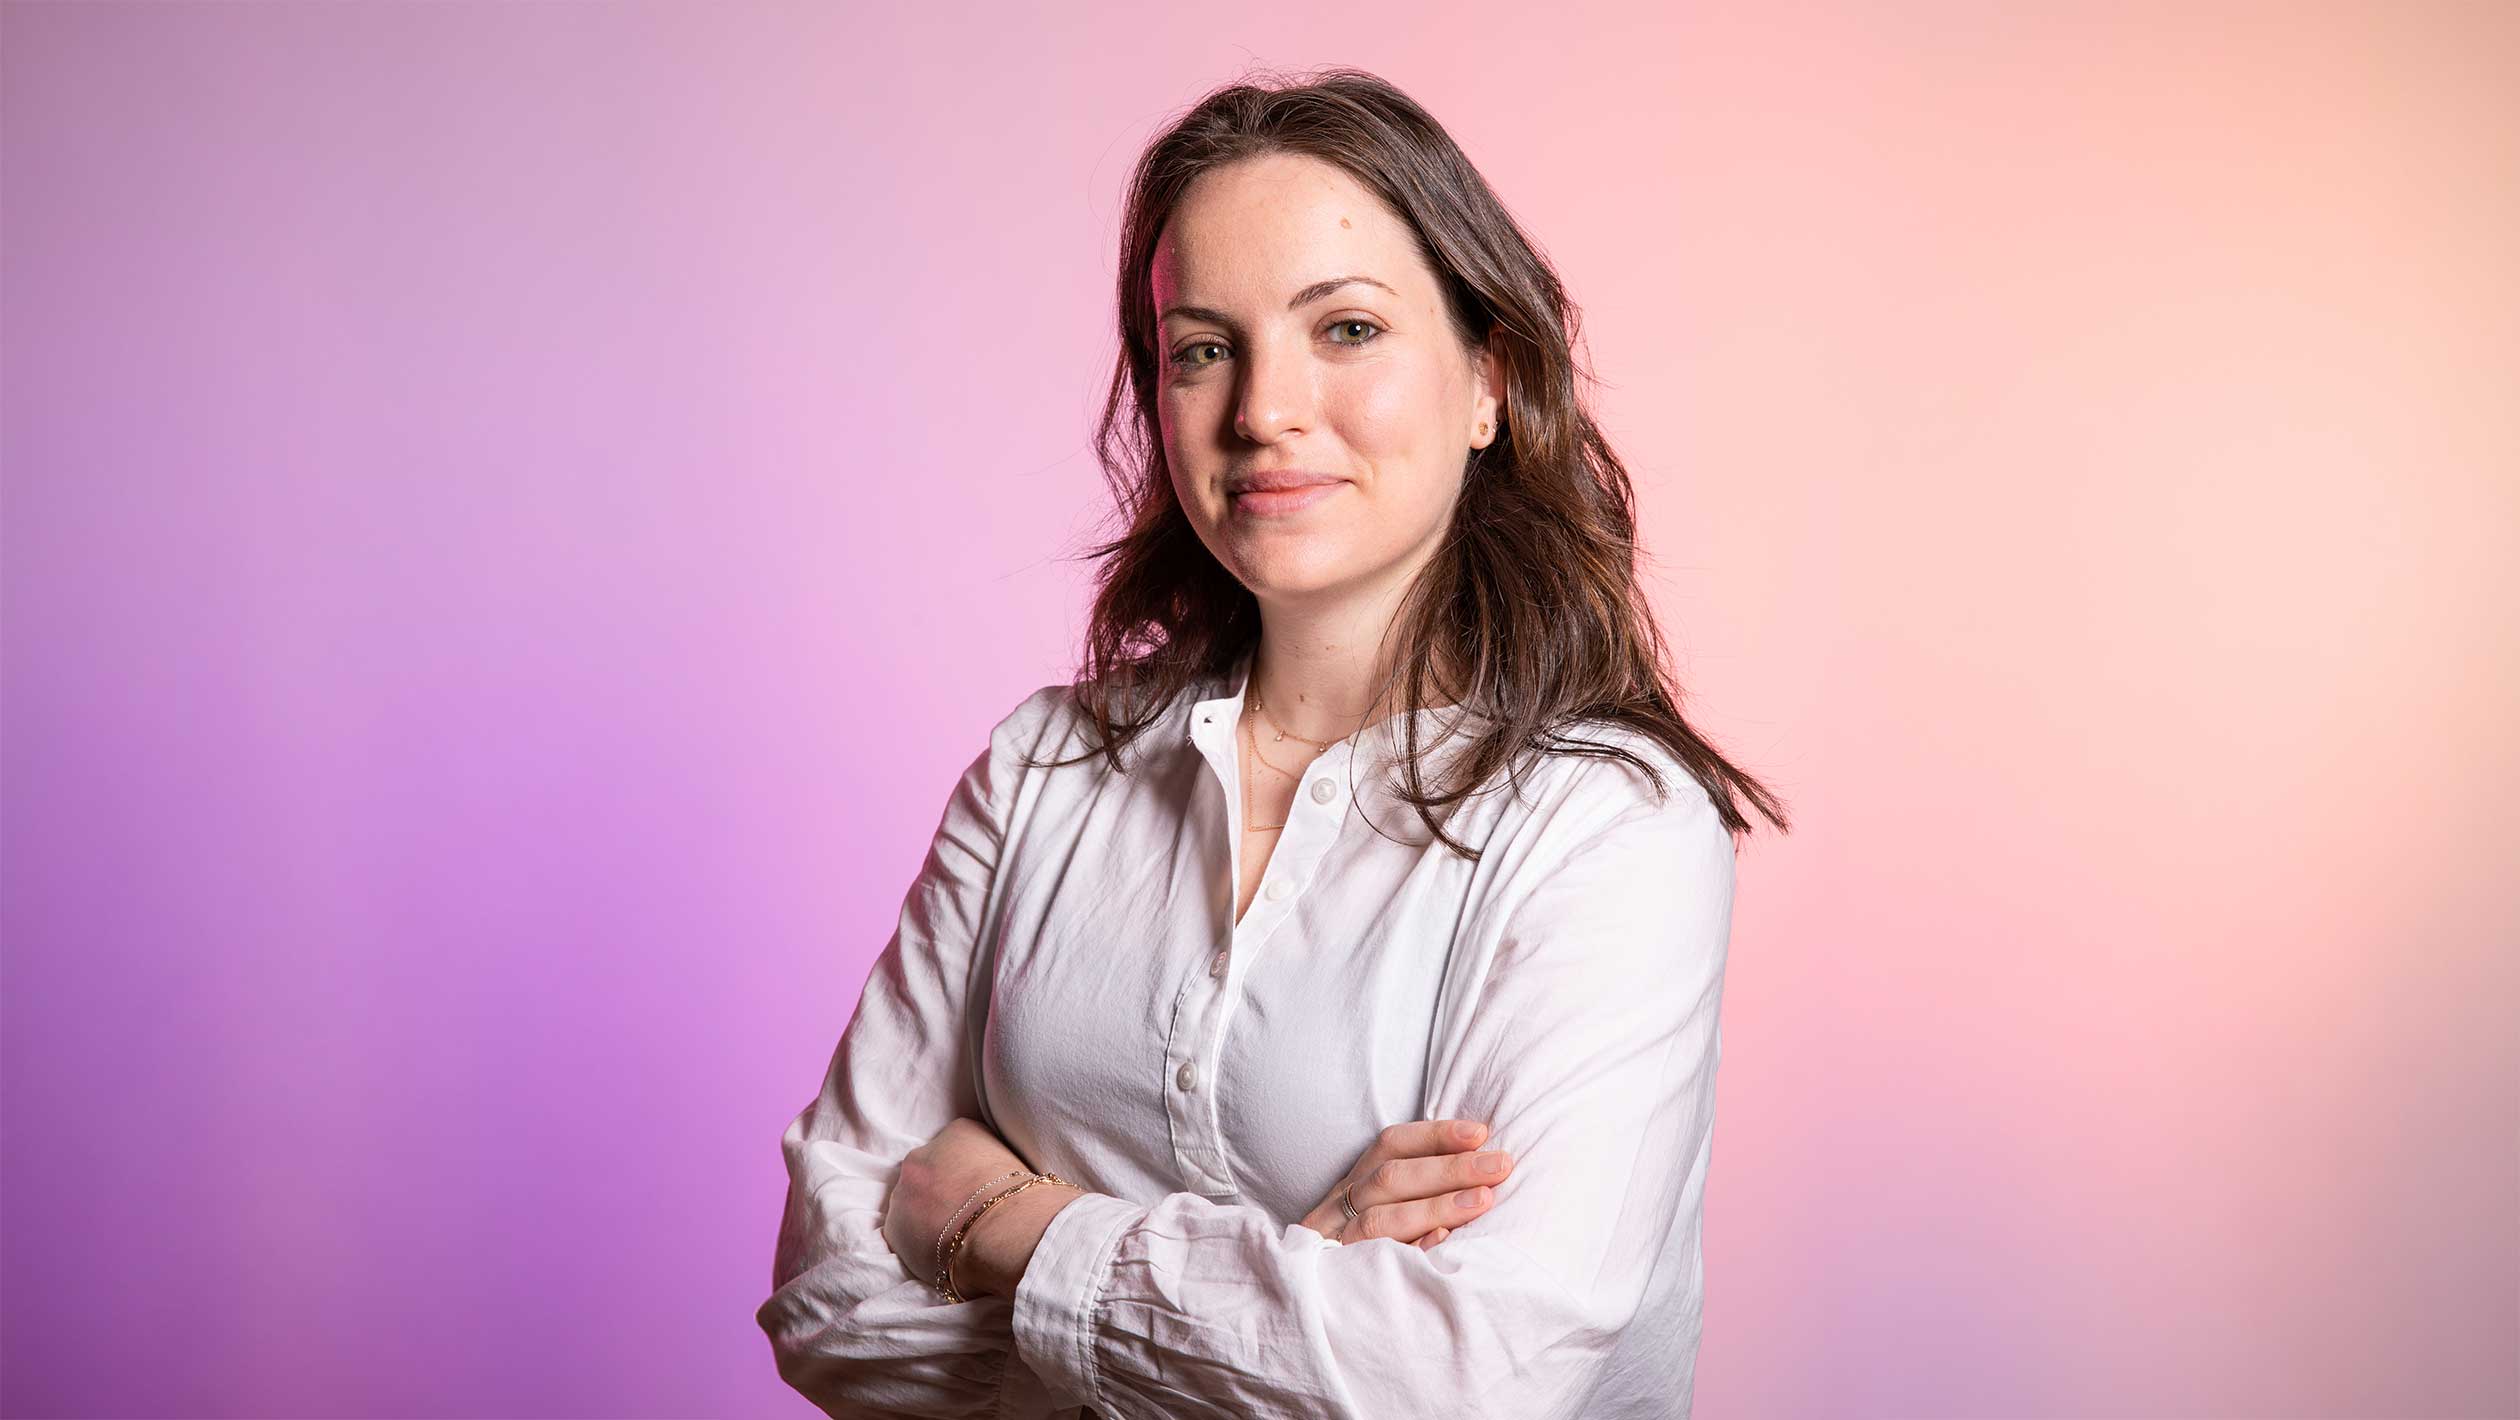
[1263,879,1292,902]
[1210,948,1229,977]
[1176,1061,1198,1091]
[1310,777,1338,804]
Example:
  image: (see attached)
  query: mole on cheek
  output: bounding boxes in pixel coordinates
[1339,217,1351,228]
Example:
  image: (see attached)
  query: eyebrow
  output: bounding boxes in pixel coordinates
[1158,275,1398,326]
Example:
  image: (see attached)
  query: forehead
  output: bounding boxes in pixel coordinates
[1151,153,1426,306]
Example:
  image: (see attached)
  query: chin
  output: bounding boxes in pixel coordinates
[1238,553,1383,602]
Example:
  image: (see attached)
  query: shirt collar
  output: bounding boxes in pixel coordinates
[1185,644,1484,817]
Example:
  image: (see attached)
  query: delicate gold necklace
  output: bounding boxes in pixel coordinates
[1239,686,1353,833]
[1240,713,1288,833]
[1251,688,1343,753]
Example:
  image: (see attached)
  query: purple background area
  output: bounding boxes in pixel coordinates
[5,3,2513,1417]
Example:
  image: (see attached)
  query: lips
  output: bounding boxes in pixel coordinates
[1228,470,1346,494]
[1229,478,1346,517]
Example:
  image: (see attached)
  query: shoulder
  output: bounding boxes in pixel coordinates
[987,670,1218,778]
[989,679,1077,739]
[984,680,1082,761]
[1484,718,1735,900]
[1484,722,1737,951]
[1530,719,1719,831]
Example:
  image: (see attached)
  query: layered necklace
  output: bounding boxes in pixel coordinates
[1239,685,1352,832]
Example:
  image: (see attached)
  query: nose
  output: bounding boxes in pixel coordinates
[1232,339,1316,443]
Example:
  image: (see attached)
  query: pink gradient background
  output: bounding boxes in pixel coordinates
[4,3,2512,1416]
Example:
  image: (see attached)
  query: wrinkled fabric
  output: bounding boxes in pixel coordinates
[758,647,1736,1418]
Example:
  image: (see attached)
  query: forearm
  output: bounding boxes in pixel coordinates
[998,1185,1643,1420]
[759,1206,1021,1416]
[958,1178,1093,1299]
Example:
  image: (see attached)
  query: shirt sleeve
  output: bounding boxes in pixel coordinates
[1008,759,1738,1419]
[756,684,1065,1419]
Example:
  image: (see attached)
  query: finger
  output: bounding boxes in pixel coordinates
[1356,1183,1496,1244]
[1306,1180,1370,1244]
[1319,1120,1497,1241]
[1366,1119,1489,1175]
[1414,1226,1451,1251]
[1350,1147,1514,1216]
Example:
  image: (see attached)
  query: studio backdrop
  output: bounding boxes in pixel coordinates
[2,3,2511,1417]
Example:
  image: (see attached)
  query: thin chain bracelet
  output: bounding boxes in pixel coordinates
[932,1169,1030,1299]
[936,1171,1079,1303]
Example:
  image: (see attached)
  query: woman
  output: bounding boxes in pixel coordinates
[758,67,1790,1419]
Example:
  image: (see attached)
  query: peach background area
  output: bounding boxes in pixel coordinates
[3,3,2511,1415]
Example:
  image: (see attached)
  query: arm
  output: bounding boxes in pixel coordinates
[755,685,1064,1418]
[1006,767,1737,1419]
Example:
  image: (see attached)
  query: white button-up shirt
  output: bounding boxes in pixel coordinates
[758,647,1737,1418]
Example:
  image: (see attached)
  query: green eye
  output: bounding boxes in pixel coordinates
[1168,341,1226,370]
[1166,318,1385,373]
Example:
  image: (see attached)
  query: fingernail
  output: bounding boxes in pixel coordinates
[1455,1188,1487,1207]
[1476,1152,1506,1177]
[1452,1122,1484,1144]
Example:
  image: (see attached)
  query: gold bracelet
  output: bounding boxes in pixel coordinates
[935,1171,1078,1302]
[933,1168,1029,1297]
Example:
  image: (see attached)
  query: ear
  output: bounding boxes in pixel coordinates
[1470,330,1505,449]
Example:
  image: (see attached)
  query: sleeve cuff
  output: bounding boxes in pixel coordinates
[1008,1190,1144,1412]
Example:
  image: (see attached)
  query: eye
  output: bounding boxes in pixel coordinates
[1164,318,1388,374]
[1168,340,1228,372]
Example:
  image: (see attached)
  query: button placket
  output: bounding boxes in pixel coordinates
[1183,703,1261,1192]
[1182,749,1348,1193]
[1179,928,1243,1159]
[1238,750,1348,928]
[1158,962,1222,1191]
[1178,694,1363,1196]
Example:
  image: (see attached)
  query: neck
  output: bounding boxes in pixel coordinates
[1246,605,1433,746]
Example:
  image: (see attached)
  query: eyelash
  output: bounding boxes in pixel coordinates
[1167,318,1385,372]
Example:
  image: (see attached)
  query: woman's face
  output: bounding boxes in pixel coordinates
[1151,152,1499,611]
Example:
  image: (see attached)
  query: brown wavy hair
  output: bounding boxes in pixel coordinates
[1036,65,1791,857]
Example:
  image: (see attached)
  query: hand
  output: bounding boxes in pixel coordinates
[1301,1119,1515,1250]
[880,1117,1036,1293]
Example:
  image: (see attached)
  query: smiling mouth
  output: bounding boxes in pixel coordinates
[1231,482,1345,517]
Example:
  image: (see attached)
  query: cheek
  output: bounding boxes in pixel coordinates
[1334,363,1455,463]
[1338,376,1414,453]
[1166,466,1216,541]
[1331,367,1466,526]
[1158,394,1220,513]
